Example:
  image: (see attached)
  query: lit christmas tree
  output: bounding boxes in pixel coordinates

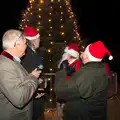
[19,0,85,110]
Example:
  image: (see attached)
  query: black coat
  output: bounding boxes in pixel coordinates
[21,46,43,73]
[21,46,45,120]
[54,62,108,120]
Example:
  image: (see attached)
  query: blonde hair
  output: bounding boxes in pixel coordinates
[2,29,23,50]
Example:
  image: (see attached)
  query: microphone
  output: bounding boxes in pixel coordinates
[37,64,44,71]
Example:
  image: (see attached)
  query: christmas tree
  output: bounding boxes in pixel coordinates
[19,0,85,109]
[19,0,85,72]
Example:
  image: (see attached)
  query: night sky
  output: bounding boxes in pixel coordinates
[0,0,119,73]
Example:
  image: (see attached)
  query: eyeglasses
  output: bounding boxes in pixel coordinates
[14,32,24,47]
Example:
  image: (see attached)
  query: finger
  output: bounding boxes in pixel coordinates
[35,93,44,98]
[35,93,39,98]
[38,88,44,91]
[37,70,41,74]
[40,93,45,96]
[34,68,37,71]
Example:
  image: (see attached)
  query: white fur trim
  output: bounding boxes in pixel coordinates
[109,55,113,60]
[64,47,79,58]
[86,45,102,62]
[25,33,40,40]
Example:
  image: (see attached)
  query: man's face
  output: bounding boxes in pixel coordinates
[80,50,88,64]
[66,54,72,62]
[80,51,83,60]
[15,37,27,58]
[31,37,40,49]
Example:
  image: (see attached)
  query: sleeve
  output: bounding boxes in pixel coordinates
[54,69,79,101]
[55,69,95,101]
[0,69,39,108]
[54,69,66,87]
[75,70,95,99]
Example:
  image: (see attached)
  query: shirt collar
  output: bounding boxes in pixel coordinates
[13,55,21,62]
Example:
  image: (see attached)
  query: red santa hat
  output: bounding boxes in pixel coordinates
[24,26,40,40]
[86,40,113,61]
[64,43,80,59]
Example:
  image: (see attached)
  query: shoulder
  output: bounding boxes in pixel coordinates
[79,63,107,81]
[55,69,66,78]
[0,55,19,71]
[0,55,14,67]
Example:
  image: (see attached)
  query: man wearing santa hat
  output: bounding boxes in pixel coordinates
[58,43,82,79]
[21,26,46,120]
[55,40,113,120]
[55,43,82,120]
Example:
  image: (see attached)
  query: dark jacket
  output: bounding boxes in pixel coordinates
[21,46,45,120]
[21,46,43,73]
[54,62,108,120]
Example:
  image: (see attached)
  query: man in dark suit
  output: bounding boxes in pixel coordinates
[21,26,46,120]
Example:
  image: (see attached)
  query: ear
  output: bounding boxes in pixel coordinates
[14,40,20,47]
[23,37,27,44]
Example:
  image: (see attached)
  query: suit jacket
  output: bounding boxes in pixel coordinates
[21,46,43,73]
[0,51,39,120]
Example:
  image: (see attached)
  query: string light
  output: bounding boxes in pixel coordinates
[50,88,53,91]
[40,0,44,4]
[38,8,42,11]
[61,32,64,35]
[48,49,51,53]
[65,0,82,42]
[49,19,52,22]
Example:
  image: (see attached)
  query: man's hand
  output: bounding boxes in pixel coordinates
[35,93,45,99]
[31,68,41,78]
[38,78,43,84]
[35,88,45,99]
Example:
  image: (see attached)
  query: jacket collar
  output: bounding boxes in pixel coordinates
[1,51,21,62]
[1,51,14,61]
[83,62,103,68]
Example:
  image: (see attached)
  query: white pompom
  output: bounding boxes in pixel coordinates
[109,55,113,60]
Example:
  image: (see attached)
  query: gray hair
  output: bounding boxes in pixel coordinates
[2,29,24,50]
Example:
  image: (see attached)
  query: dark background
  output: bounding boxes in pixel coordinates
[0,0,119,75]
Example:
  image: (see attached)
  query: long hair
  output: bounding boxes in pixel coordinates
[58,52,68,69]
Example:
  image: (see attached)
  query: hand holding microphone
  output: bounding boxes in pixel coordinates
[31,68,41,78]
[31,64,44,77]
[37,64,44,71]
